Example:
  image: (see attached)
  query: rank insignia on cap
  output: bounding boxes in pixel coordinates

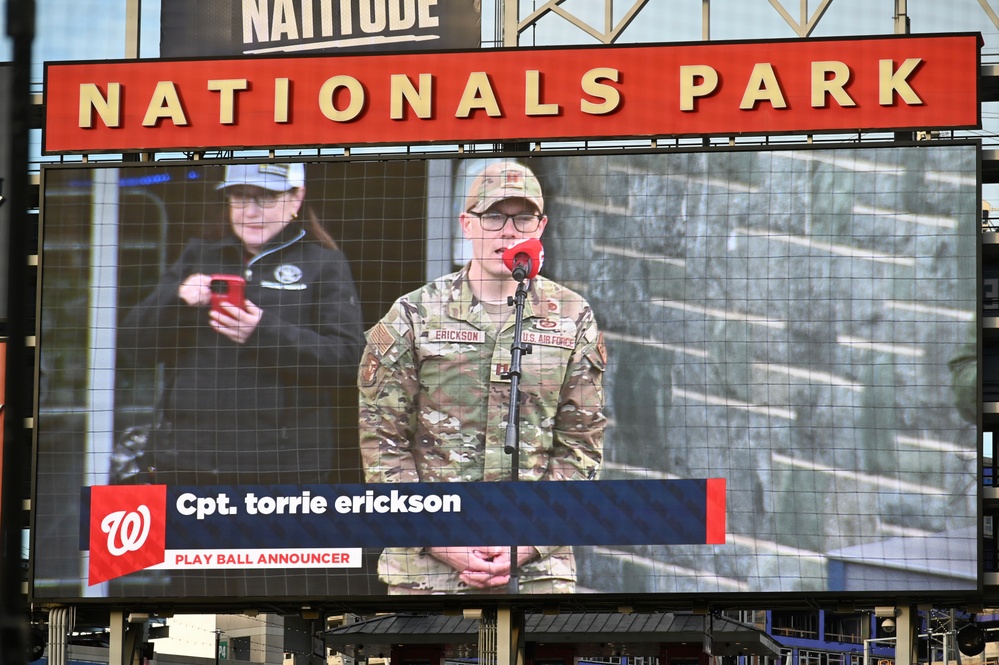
[503,170,524,186]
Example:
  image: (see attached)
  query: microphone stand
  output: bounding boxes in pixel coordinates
[503,267,532,594]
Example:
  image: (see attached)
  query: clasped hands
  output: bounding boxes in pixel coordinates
[428,545,537,589]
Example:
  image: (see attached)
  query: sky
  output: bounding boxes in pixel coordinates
[4,0,999,182]
[5,0,999,76]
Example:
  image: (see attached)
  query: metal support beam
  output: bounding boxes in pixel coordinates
[894,0,910,34]
[496,607,525,665]
[109,611,145,665]
[895,607,918,665]
[109,612,126,665]
[503,0,519,47]
[125,0,141,58]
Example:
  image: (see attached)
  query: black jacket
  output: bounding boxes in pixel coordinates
[120,223,364,483]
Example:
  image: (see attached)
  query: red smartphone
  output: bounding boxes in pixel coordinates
[209,274,246,314]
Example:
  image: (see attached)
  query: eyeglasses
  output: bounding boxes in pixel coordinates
[471,212,543,232]
[227,191,284,208]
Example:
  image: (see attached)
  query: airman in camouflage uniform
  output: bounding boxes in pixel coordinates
[359,161,607,594]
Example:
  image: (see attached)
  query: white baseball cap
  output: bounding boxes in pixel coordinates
[217,163,306,191]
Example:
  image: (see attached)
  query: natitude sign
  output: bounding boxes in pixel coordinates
[44,34,981,154]
[158,0,481,58]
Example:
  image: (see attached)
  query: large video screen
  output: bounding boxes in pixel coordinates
[31,144,980,605]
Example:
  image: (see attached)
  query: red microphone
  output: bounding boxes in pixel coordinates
[502,238,544,282]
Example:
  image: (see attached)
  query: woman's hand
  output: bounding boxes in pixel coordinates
[210,300,263,344]
[178,273,213,307]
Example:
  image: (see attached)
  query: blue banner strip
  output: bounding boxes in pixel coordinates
[82,479,723,549]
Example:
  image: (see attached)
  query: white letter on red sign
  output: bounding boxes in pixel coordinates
[880,58,923,106]
[208,79,249,124]
[526,70,559,117]
[390,73,432,120]
[455,72,501,118]
[319,75,365,122]
[812,61,856,108]
[79,82,121,128]
[581,68,621,115]
[679,65,718,112]
[142,81,189,127]
[739,63,788,110]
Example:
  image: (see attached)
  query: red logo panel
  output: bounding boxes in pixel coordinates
[88,485,167,585]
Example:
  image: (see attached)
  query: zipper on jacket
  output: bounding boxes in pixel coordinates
[243,228,306,282]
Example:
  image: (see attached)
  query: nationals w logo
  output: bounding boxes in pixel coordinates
[88,485,167,585]
[101,506,152,556]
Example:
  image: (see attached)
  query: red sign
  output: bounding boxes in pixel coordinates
[88,485,167,586]
[44,34,981,154]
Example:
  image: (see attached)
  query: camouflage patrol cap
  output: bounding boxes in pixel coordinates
[464,161,544,214]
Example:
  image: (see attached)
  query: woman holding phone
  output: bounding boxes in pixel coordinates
[119,162,365,485]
